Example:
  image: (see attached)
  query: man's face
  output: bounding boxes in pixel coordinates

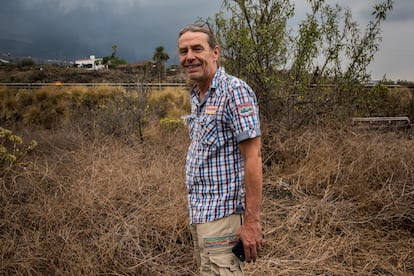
[178,31,219,82]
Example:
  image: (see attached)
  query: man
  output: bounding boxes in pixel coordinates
[178,21,263,275]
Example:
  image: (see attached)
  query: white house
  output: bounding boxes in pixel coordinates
[74,55,106,70]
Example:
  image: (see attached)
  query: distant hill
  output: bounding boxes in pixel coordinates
[0,64,185,83]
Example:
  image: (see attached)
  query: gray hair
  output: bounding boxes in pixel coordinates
[178,21,218,50]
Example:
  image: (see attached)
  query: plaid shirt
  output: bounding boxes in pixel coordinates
[185,67,261,224]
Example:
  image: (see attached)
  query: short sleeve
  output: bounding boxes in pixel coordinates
[226,79,261,143]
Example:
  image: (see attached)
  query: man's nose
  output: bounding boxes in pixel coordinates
[186,50,196,60]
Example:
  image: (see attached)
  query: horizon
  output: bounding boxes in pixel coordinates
[2,51,413,83]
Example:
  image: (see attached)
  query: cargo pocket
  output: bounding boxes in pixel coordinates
[208,252,243,276]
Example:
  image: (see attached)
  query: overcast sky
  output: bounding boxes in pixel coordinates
[1,0,413,81]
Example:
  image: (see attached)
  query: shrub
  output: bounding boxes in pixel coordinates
[159,116,184,130]
[18,58,35,67]
[0,127,37,176]
[147,88,190,119]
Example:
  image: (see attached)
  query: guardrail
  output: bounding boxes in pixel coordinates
[0,82,188,90]
[352,116,412,135]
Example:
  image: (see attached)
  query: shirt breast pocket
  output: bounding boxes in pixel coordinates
[186,114,197,140]
[200,116,218,146]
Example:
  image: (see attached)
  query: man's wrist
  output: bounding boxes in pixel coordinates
[243,213,261,224]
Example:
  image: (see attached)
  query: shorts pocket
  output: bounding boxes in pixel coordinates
[208,252,243,276]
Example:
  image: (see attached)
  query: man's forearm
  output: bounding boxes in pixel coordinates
[239,137,263,223]
[244,155,263,223]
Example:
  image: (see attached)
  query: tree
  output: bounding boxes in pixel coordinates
[343,0,393,83]
[18,57,35,67]
[216,0,294,120]
[102,56,127,69]
[152,46,169,80]
[102,45,127,69]
[215,0,393,122]
[111,45,118,58]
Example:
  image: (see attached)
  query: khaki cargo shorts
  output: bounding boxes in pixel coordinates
[190,214,244,276]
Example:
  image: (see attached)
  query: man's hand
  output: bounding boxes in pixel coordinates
[237,221,263,262]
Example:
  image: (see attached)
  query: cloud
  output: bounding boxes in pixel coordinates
[1,0,412,80]
[19,0,140,14]
[2,0,222,63]
[387,0,414,22]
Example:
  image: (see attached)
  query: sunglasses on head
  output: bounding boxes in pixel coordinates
[180,20,214,35]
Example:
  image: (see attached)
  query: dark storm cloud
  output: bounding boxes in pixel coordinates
[1,0,413,80]
[0,0,223,62]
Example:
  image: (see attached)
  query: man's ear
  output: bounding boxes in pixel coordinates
[213,45,220,62]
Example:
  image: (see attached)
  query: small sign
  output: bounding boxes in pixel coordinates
[237,102,254,116]
[206,105,218,115]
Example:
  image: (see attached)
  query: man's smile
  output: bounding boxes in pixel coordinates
[185,64,202,69]
[185,64,203,73]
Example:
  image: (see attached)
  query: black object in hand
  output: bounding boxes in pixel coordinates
[232,240,245,262]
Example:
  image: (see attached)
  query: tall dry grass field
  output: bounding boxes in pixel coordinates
[1,125,194,275]
[259,125,414,275]
[1,86,413,275]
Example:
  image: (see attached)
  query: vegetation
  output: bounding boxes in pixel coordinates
[0,127,37,177]
[1,0,413,274]
[0,85,413,275]
[111,45,118,58]
[100,44,127,69]
[215,0,394,122]
[0,64,174,83]
[103,56,127,69]
[153,46,170,80]
[17,57,36,67]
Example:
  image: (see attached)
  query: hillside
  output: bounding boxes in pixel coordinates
[0,64,185,84]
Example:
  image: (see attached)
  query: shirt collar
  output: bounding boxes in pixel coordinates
[211,66,225,94]
[190,66,224,99]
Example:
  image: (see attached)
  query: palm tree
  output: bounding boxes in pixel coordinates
[111,45,118,58]
[152,46,169,80]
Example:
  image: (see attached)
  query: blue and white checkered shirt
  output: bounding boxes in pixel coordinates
[184,67,261,224]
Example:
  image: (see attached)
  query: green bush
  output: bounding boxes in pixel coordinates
[159,116,184,130]
[18,58,35,67]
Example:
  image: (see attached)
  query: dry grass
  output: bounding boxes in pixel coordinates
[1,89,413,275]
[1,125,194,275]
[260,125,414,275]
